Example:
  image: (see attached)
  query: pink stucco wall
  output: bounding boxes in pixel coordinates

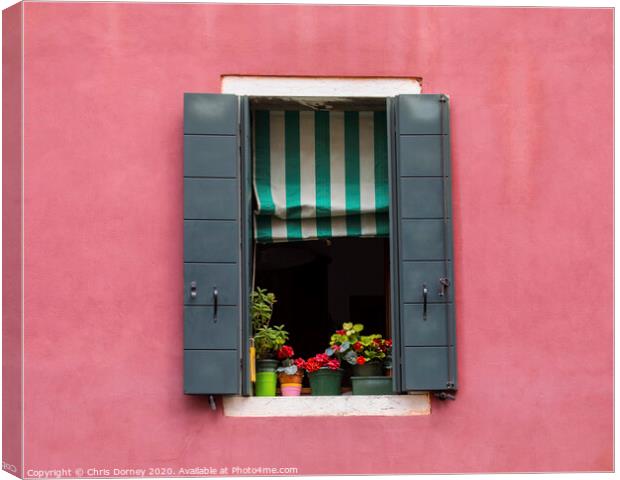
[3,3,23,477]
[6,2,614,475]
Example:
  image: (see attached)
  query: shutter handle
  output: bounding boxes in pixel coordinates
[422,284,428,320]
[213,287,219,322]
[439,277,451,297]
[190,281,197,298]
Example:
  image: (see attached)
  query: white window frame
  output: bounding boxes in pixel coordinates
[222,75,421,97]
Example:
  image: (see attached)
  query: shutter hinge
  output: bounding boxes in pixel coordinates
[434,391,456,401]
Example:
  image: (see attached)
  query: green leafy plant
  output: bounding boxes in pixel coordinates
[250,287,289,359]
[350,336,392,365]
[254,324,289,359]
[325,322,364,363]
[325,322,392,365]
[251,287,277,331]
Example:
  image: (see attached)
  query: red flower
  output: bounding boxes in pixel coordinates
[315,353,330,364]
[305,358,321,373]
[353,341,363,352]
[294,358,306,370]
[277,345,294,359]
[356,356,366,365]
[373,338,382,345]
[327,359,341,370]
[385,339,392,348]
[331,344,341,352]
[336,329,346,335]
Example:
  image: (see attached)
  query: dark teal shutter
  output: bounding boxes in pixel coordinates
[240,97,252,396]
[184,93,243,395]
[391,94,457,393]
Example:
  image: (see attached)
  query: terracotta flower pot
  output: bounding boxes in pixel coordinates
[278,372,303,384]
[278,372,303,396]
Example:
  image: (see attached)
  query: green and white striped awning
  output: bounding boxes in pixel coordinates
[253,110,389,242]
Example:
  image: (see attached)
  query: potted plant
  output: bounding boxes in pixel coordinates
[305,353,343,396]
[327,323,389,376]
[326,322,377,372]
[276,346,305,396]
[350,337,393,395]
[350,336,390,377]
[327,323,393,395]
[327,322,361,363]
[251,287,289,396]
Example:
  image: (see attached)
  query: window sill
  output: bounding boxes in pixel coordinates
[222,393,431,417]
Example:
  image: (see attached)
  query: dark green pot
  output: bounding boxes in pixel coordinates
[352,361,383,377]
[351,376,393,395]
[308,368,343,396]
[256,359,279,372]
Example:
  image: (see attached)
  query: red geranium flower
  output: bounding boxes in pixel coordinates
[315,353,330,363]
[326,359,341,370]
[305,358,321,373]
[277,345,294,359]
[356,356,366,365]
[373,338,382,345]
[336,329,346,335]
[294,358,306,370]
[331,344,341,352]
[353,341,363,351]
[385,339,392,348]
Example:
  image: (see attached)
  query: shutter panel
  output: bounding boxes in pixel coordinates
[392,94,457,392]
[240,97,253,396]
[184,93,242,395]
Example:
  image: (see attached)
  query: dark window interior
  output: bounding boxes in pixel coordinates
[254,237,389,361]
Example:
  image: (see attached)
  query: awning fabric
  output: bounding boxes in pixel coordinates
[253,110,389,242]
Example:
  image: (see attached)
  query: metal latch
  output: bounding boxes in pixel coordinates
[439,277,450,297]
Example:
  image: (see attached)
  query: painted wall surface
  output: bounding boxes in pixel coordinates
[8,2,614,475]
[2,3,23,477]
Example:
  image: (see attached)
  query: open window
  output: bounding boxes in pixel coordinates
[183,92,456,398]
[252,97,391,395]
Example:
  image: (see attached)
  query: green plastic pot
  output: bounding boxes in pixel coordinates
[352,361,383,377]
[255,371,277,396]
[255,359,278,396]
[308,368,343,396]
[351,376,393,395]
